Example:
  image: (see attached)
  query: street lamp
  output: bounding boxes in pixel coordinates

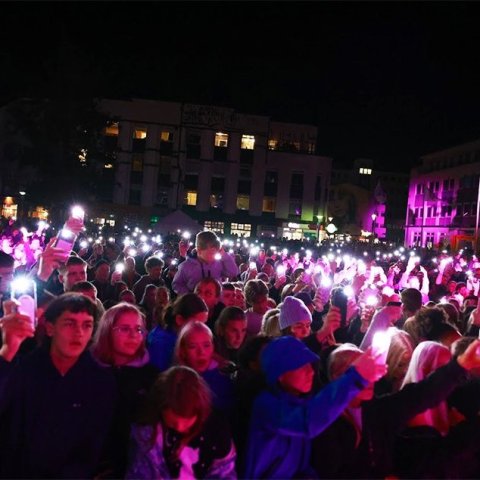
[371,213,377,239]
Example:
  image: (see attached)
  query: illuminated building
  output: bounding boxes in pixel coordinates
[405,139,480,250]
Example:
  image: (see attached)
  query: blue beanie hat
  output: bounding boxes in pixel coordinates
[261,336,319,385]
[279,295,312,330]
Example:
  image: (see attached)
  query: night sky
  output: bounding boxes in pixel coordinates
[2,1,480,172]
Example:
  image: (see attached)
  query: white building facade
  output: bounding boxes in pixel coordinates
[98,98,331,238]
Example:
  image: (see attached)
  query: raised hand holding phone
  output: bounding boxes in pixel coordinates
[11,277,37,328]
[36,238,69,282]
[0,299,35,362]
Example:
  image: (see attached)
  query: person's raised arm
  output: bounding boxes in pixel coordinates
[0,301,35,362]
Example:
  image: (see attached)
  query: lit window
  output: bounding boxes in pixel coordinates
[105,123,119,136]
[359,168,372,175]
[2,201,17,219]
[215,132,228,148]
[104,163,114,169]
[161,131,173,142]
[237,195,250,210]
[78,148,87,166]
[204,221,224,234]
[231,223,251,237]
[184,191,197,206]
[30,206,48,220]
[133,127,147,139]
[262,197,276,212]
[268,139,278,150]
[241,135,255,150]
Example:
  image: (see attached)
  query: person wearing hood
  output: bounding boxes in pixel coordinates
[243,335,387,479]
[91,302,159,478]
[172,231,239,295]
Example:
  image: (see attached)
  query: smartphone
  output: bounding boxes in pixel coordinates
[11,277,37,328]
[54,228,76,261]
[71,205,85,221]
[331,287,348,328]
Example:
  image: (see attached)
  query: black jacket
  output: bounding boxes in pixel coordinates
[312,358,469,478]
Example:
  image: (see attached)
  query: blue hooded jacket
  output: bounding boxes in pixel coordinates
[244,336,368,479]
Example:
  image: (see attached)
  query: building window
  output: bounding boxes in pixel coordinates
[215,132,228,148]
[264,171,278,197]
[184,174,199,190]
[289,200,302,217]
[132,154,144,172]
[413,232,421,246]
[184,191,197,206]
[2,199,17,219]
[290,173,303,199]
[237,195,250,210]
[156,189,169,206]
[268,139,278,150]
[359,168,372,175]
[210,194,224,209]
[204,221,224,234]
[262,197,276,212]
[187,132,201,159]
[239,168,251,179]
[238,180,251,195]
[133,127,147,139]
[129,187,141,205]
[158,159,171,187]
[307,142,315,154]
[231,223,251,237]
[160,131,174,155]
[416,183,424,195]
[426,232,434,248]
[105,122,119,136]
[241,135,255,150]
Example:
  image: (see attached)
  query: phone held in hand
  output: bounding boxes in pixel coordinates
[11,276,37,328]
[54,229,76,261]
[331,287,348,328]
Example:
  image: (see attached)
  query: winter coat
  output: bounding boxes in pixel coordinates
[147,326,177,371]
[126,409,237,479]
[311,358,469,478]
[0,347,117,479]
[96,352,160,478]
[244,366,367,479]
[172,253,239,294]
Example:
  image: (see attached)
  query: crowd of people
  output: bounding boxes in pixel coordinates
[1,211,480,479]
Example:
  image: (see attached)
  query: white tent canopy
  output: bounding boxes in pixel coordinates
[155,209,202,234]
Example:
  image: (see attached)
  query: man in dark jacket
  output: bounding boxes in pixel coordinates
[0,293,117,478]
